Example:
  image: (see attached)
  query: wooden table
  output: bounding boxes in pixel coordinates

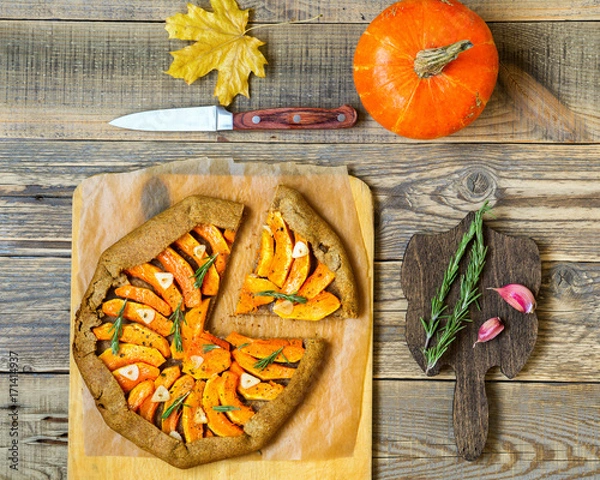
[1,1,599,478]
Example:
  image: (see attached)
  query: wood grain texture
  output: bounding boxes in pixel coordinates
[0,374,69,479]
[1,0,599,476]
[374,380,600,479]
[0,0,599,22]
[1,375,598,479]
[5,187,600,261]
[374,261,600,383]
[403,214,541,460]
[232,105,357,130]
[2,142,599,261]
[498,63,588,142]
[2,257,599,384]
[1,21,599,142]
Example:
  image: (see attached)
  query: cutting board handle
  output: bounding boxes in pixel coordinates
[453,368,489,461]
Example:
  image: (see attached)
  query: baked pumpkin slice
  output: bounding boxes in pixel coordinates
[236,185,358,321]
[73,195,327,469]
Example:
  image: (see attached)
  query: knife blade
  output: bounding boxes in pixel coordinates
[109,105,357,132]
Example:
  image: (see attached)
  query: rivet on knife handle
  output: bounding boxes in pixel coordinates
[232,105,357,130]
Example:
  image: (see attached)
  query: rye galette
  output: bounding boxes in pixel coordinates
[73,195,326,469]
[236,185,358,321]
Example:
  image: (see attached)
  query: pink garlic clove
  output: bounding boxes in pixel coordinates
[489,283,536,313]
[473,317,504,348]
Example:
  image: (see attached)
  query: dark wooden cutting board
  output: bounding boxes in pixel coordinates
[402,211,541,461]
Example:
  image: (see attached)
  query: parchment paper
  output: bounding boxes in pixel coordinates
[71,157,371,462]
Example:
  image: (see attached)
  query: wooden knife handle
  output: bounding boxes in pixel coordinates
[232,105,357,130]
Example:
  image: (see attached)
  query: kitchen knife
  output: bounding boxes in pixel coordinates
[109,105,357,132]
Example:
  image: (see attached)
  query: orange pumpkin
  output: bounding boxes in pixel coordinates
[353,0,498,139]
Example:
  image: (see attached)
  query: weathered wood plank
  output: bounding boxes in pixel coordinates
[0,313,71,374]
[375,458,600,480]
[0,258,71,313]
[374,260,600,382]
[1,21,599,142]
[2,141,599,190]
[1,0,598,476]
[0,373,68,479]
[0,257,71,373]
[1,374,597,479]
[0,196,72,245]
[1,257,599,383]
[2,142,599,261]
[374,380,600,464]
[0,0,598,22]
[4,192,600,261]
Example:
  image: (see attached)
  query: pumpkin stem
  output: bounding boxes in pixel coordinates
[414,40,473,78]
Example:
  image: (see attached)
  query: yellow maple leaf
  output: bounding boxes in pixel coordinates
[165,0,268,106]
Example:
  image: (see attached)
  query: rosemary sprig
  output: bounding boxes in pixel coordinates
[423,205,489,374]
[202,344,219,353]
[168,300,186,352]
[192,254,218,289]
[420,202,491,350]
[108,299,128,355]
[161,391,190,419]
[212,405,241,412]
[254,347,284,370]
[255,291,307,304]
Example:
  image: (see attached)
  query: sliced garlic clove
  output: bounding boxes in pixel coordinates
[169,431,183,441]
[151,385,170,402]
[118,364,140,381]
[138,307,155,325]
[194,407,208,424]
[292,241,309,258]
[193,244,207,258]
[473,317,504,348]
[489,284,536,313]
[154,272,174,289]
[273,300,294,316]
[190,355,205,369]
[240,372,261,389]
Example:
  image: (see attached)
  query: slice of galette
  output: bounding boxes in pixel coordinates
[72,195,326,469]
[236,185,358,321]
